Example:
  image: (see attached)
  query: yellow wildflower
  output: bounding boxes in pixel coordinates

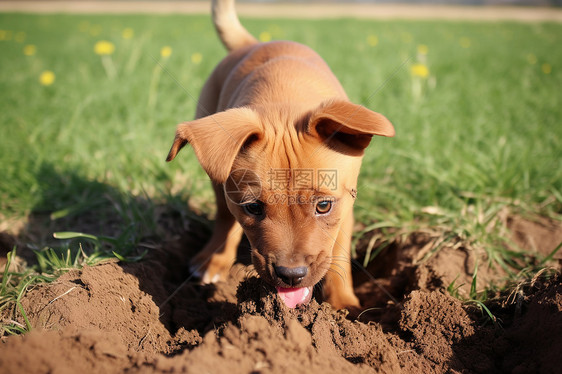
[23,44,36,56]
[417,44,428,55]
[410,63,429,78]
[527,54,537,65]
[160,46,172,58]
[122,28,134,39]
[459,37,471,48]
[542,63,552,74]
[39,71,55,86]
[191,52,203,65]
[367,35,378,47]
[94,40,115,55]
[0,30,12,41]
[259,31,272,43]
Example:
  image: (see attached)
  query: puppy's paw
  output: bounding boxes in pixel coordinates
[188,264,221,283]
[189,252,234,284]
[326,292,361,317]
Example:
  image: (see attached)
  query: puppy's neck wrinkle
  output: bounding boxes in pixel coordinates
[249,103,304,138]
[248,104,312,171]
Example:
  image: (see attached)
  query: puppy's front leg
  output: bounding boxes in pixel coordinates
[190,183,243,283]
[323,209,361,311]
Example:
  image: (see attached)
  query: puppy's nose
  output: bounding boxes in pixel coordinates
[274,265,308,287]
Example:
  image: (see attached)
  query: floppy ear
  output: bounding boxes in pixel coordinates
[166,107,262,183]
[308,101,395,156]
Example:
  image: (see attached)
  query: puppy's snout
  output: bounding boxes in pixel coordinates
[274,265,308,287]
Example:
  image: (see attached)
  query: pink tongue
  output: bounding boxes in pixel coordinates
[276,287,311,308]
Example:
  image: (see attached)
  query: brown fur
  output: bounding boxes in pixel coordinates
[167,0,394,311]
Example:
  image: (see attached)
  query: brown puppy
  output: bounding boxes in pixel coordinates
[167,0,395,311]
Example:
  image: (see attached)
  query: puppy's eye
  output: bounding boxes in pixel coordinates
[243,201,264,216]
[315,200,332,215]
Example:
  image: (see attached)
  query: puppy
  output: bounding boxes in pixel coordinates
[167,0,395,311]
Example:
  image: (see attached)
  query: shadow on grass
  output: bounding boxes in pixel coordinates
[6,162,165,262]
[0,161,258,338]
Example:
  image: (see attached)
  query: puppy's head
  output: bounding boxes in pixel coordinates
[167,101,394,306]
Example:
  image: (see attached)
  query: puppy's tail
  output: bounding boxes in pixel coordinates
[212,0,258,52]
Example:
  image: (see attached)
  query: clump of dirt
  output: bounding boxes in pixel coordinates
[507,214,562,261]
[145,275,399,374]
[0,214,561,373]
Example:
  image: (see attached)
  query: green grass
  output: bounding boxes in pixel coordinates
[0,13,561,328]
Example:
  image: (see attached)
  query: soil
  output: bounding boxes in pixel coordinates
[0,214,561,374]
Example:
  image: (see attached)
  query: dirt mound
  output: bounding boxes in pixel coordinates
[0,215,561,373]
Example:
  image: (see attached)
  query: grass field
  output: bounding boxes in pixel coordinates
[1,13,561,331]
